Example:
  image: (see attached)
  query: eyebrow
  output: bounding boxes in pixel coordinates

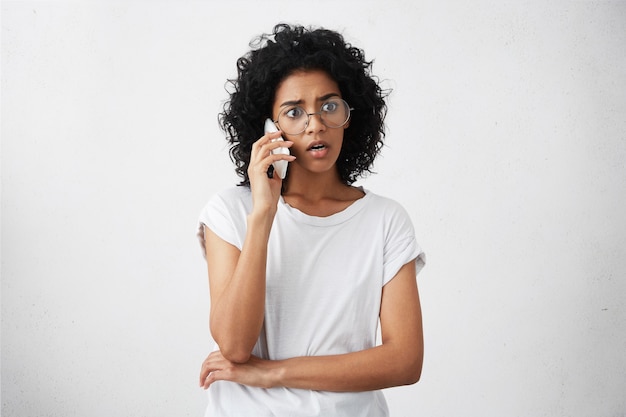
[279,93,341,108]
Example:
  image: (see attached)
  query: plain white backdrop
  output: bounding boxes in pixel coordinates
[2,1,625,416]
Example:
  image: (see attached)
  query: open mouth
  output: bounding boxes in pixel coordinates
[308,144,326,151]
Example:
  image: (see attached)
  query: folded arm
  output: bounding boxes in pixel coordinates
[204,216,271,364]
[200,260,424,391]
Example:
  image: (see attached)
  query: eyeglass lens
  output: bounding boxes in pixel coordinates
[277,99,350,135]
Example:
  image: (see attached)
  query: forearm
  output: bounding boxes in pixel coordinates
[209,210,274,362]
[269,342,423,392]
[268,264,424,392]
[200,263,424,391]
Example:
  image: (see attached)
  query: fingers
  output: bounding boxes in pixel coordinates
[199,353,270,390]
[199,351,223,389]
[199,351,238,390]
[248,133,295,180]
[202,371,218,390]
[250,131,279,155]
[254,129,283,146]
[251,132,294,159]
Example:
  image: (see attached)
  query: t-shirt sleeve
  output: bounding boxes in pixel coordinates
[382,202,426,286]
[197,191,246,258]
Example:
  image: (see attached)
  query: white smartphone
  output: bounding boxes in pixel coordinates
[264,118,290,179]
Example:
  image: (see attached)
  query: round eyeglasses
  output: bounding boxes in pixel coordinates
[275,99,353,135]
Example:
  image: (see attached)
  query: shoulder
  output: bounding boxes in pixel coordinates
[364,190,402,208]
[205,186,252,211]
[361,190,417,240]
[198,186,251,252]
[363,190,412,220]
[199,186,252,225]
[214,185,252,202]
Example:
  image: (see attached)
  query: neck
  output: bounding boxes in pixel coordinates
[281,167,364,217]
[283,167,345,201]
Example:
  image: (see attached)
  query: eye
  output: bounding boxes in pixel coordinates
[283,107,305,119]
[321,100,340,113]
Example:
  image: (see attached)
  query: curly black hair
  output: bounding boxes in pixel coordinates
[219,23,389,186]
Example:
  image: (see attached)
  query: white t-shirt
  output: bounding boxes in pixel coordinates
[198,186,425,417]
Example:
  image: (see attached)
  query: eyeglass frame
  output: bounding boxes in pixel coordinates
[273,99,354,136]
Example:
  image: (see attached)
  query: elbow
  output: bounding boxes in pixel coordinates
[399,355,423,386]
[221,348,252,364]
[213,337,253,364]
[210,323,254,364]
[401,340,424,385]
[404,363,422,385]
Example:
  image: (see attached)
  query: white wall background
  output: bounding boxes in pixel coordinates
[2,1,625,416]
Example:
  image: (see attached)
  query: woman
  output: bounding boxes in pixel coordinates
[198,24,425,417]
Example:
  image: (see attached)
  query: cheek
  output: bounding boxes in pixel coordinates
[284,139,307,156]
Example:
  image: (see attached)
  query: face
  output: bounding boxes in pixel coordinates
[272,69,348,177]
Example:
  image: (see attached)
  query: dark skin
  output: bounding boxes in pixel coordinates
[200,69,424,391]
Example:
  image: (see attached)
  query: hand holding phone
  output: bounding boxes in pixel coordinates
[264,118,290,179]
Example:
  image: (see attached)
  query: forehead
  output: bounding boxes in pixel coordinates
[274,69,340,103]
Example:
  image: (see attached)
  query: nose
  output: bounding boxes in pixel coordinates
[305,112,326,134]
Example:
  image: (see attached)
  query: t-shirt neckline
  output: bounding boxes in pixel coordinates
[278,188,371,227]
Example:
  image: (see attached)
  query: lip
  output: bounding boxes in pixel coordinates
[306,141,329,151]
[305,141,330,158]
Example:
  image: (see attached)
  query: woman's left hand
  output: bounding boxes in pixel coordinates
[199,350,277,390]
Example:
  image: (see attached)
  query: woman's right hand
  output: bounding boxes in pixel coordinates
[247,131,295,214]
